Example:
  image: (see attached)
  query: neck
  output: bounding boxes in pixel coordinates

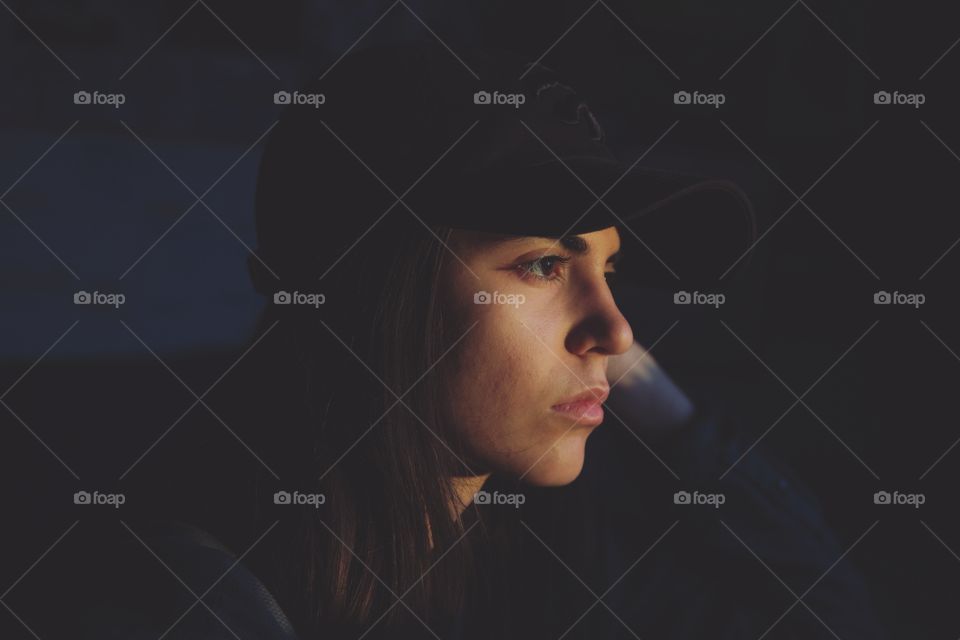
[451,473,491,518]
[425,474,492,551]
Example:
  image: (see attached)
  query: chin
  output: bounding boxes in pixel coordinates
[520,431,591,487]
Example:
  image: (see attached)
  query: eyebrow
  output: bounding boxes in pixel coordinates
[499,234,621,263]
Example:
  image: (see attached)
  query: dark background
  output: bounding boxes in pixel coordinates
[2,1,959,637]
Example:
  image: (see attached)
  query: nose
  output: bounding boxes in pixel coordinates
[565,280,634,357]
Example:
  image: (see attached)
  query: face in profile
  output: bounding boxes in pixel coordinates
[439,225,634,486]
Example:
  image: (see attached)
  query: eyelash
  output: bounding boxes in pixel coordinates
[515,255,618,283]
[516,255,571,282]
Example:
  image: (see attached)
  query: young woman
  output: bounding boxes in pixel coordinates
[74,42,886,640]
[232,43,885,640]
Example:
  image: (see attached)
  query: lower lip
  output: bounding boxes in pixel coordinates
[551,400,605,425]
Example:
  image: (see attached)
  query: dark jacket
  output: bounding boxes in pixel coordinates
[74,401,886,639]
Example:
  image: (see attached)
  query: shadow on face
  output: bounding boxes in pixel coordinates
[438,226,634,486]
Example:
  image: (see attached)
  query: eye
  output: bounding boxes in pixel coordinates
[517,255,571,281]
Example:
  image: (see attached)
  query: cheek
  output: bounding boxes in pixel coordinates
[443,303,566,465]
[448,314,534,425]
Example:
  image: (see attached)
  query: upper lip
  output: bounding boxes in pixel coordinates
[553,386,610,407]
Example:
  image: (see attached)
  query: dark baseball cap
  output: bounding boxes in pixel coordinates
[250,42,756,295]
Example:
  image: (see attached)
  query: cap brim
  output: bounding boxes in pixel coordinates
[410,156,757,288]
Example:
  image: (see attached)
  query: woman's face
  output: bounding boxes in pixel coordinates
[440,226,634,486]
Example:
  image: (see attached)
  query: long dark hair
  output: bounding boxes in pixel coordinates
[232,212,522,638]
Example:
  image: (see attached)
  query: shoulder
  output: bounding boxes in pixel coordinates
[74,520,300,639]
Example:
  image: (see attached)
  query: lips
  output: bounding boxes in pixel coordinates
[551,387,609,425]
